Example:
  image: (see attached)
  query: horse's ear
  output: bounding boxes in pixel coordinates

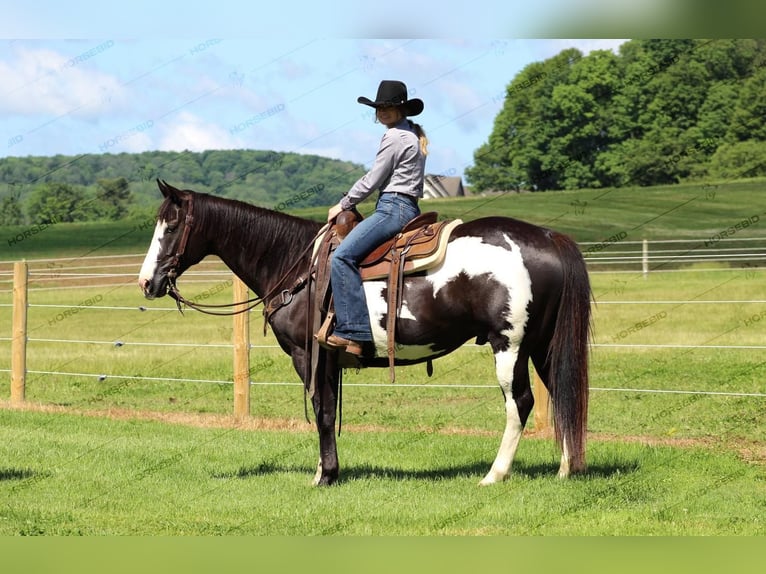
[157,179,170,198]
[157,179,182,205]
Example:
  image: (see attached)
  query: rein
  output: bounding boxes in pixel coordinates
[168,281,282,316]
[165,193,329,324]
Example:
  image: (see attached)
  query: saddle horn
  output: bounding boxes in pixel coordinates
[334,209,363,240]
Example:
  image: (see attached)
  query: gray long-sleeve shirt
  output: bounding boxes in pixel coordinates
[340,118,426,210]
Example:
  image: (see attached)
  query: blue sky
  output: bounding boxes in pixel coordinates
[1,37,626,180]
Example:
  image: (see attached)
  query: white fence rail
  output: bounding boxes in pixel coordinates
[581,236,766,274]
[2,240,766,418]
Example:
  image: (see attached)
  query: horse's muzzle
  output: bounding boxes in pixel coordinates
[139,274,169,300]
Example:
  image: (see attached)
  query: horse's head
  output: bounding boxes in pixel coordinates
[138,180,205,299]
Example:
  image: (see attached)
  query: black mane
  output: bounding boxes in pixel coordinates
[205,193,320,251]
[161,189,323,280]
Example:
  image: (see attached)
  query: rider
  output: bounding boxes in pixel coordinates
[322,80,428,357]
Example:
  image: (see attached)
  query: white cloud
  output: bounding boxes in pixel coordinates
[117,131,154,154]
[0,45,126,118]
[427,78,488,132]
[157,111,242,152]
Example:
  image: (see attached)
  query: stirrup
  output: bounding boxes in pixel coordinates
[314,310,335,346]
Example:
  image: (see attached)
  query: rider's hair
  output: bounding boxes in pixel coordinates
[408,120,429,157]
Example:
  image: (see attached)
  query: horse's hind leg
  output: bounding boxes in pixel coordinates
[479,345,533,486]
[531,353,583,478]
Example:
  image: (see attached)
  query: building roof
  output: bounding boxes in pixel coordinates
[423,175,465,199]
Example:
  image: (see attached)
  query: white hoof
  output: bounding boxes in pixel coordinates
[478,470,506,486]
[311,459,322,486]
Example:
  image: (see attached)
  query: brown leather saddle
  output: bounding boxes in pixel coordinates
[359,211,446,280]
[310,209,461,383]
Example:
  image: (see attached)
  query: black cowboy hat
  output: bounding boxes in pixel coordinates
[357,80,424,116]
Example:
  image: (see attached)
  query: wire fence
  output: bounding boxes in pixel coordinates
[3,235,764,283]
[580,236,766,273]
[2,240,766,409]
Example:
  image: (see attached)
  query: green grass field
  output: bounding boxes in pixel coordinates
[1,178,765,535]
[1,406,763,535]
[3,177,766,260]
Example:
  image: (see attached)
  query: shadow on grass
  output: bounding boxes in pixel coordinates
[0,467,38,481]
[213,458,639,483]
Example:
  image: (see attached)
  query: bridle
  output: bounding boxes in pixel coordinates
[162,193,328,329]
[166,190,195,284]
[160,194,345,430]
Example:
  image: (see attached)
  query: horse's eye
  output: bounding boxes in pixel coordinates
[165,226,176,235]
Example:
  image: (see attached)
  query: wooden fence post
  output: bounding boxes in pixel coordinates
[533,368,551,431]
[232,275,250,419]
[11,260,28,404]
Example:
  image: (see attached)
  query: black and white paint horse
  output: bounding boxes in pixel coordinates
[138,180,592,486]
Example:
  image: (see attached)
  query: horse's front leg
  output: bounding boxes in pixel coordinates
[311,353,340,486]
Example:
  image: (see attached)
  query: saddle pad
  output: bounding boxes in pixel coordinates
[360,218,463,281]
[312,218,463,280]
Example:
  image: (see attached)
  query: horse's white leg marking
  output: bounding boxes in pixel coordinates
[480,348,524,486]
[558,437,571,478]
[138,220,167,287]
[433,234,532,486]
[365,233,538,485]
[312,457,323,486]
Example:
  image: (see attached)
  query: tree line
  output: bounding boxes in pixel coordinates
[466,39,766,191]
[4,38,764,226]
[0,150,365,226]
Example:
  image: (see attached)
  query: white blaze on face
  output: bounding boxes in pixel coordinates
[138,220,168,286]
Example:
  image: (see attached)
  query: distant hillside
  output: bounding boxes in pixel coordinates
[0,149,367,225]
[4,178,765,261]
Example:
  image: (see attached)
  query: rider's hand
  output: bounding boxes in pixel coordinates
[327,203,344,223]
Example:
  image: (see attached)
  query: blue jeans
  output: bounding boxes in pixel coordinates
[330,193,420,341]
